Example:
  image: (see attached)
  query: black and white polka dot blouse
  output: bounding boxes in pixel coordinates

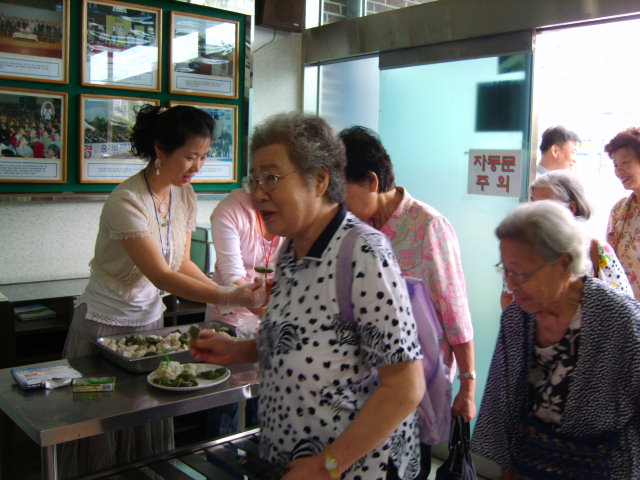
[257,207,423,480]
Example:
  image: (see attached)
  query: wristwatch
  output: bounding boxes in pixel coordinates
[324,446,340,479]
[458,370,476,380]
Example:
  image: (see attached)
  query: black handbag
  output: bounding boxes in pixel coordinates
[435,416,477,480]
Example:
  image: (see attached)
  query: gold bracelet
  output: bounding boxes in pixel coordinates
[323,445,340,480]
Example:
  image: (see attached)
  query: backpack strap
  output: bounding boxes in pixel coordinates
[336,223,379,324]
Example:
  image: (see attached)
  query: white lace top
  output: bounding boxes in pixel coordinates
[79,171,197,326]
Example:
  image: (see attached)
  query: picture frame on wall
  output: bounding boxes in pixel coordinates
[82,0,161,92]
[170,12,239,99]
[0,87,67,183]
[170,101,238,182]
[0,0,69,83]
[80,94,158,183]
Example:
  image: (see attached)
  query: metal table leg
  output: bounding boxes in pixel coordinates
[41,444,57,480]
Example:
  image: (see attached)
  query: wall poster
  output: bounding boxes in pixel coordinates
[82,0,161,91]
[170,100,238,183]
[80,94,157,183]
[0,0,69,83]
[170,12,238,99]
[0,87,67,182]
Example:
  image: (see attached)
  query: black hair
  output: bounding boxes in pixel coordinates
[539,126,580,154]
[130,104,214,163]
[340,126,395,193]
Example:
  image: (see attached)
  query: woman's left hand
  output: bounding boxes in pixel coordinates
[451,389,476,422]
[283,456,331,480]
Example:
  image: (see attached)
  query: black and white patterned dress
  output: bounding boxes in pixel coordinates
[257,208,423,480]
[471,277,640,479]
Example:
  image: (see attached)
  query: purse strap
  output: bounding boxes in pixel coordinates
[590,238,600,278]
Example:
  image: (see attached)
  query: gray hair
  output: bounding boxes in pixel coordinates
[496,200,589,276]
[250,112,346,204]
[530,170,593,220]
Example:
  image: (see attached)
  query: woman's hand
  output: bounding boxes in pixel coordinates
[283,455,331,480]
[219,280,267,309]
[451,389,476,422]
[189,329,256,364]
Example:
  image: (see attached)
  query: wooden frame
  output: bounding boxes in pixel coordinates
[169,100,238,183]
[0,86,67,183]
[79,94,158,183]
[169,11,239,99]
[0,0,69,83]
[82,0,162,92]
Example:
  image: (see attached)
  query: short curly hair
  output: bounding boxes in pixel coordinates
[250,112,346,204]
[604,127,640,160]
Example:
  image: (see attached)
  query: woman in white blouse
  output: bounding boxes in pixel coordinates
[60,104,265,477]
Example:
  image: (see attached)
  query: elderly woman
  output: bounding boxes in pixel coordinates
[339,126,475,421]
[530,171,631,292]
[472,200,640,480]
[191,113,425,480]
[606,127,640,299]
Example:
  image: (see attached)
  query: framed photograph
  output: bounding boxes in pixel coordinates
[0,87,67,183]
[82,0,161,91]
[80,94,158,183]
[170,12,239,99]
[170,101,237,183]
[0,0,69,83]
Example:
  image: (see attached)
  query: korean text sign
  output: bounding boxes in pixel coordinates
[467,149,523,197]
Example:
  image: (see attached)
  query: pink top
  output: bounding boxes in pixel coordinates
[379,187,474,369]
[205,189,284,331]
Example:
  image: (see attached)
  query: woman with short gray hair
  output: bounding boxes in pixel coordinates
[529,171,632,295]
[530,170,592,219]
[193,112,425,480]
[473,200,640,480]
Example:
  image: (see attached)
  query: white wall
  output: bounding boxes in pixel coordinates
[0,25,302,286]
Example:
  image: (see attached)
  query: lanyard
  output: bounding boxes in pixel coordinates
[255,208,275,277]
[143,170,172,263]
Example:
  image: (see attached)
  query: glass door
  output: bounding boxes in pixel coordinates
[378,54,532,416]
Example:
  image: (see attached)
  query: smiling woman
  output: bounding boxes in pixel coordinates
[606,127,640,300]
[58,104,266,478]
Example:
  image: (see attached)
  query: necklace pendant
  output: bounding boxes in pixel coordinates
[158,203,166,214]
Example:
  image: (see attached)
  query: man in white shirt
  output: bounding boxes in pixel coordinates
[536,126,581,175]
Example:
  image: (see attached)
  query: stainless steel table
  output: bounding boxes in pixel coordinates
[0,355,259,480]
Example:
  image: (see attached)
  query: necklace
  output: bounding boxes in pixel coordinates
[255,208,275,278]
[150,190,170,214]
[143,170,172,263]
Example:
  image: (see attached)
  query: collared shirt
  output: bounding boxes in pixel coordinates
[536,163,550,175]
[379,187,473,370]
[257,206,422,480]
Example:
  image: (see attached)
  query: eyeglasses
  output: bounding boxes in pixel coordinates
[242,171,296,194]
[495,260,552,287]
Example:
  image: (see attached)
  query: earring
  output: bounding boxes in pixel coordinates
[154,158,160,176]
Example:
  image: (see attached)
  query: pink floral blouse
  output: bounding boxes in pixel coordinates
[607,193,640,299]
[379,187,474,369]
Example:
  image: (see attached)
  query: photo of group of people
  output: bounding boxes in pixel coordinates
[0,90,63,160]
[0,0,67,82]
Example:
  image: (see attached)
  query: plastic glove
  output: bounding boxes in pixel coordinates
[218,279,266,311]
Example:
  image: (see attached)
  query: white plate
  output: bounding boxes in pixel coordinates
[147,363,230,392]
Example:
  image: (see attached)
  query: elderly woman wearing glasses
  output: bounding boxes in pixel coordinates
[472,200,640,480]
[191,112,426,480]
